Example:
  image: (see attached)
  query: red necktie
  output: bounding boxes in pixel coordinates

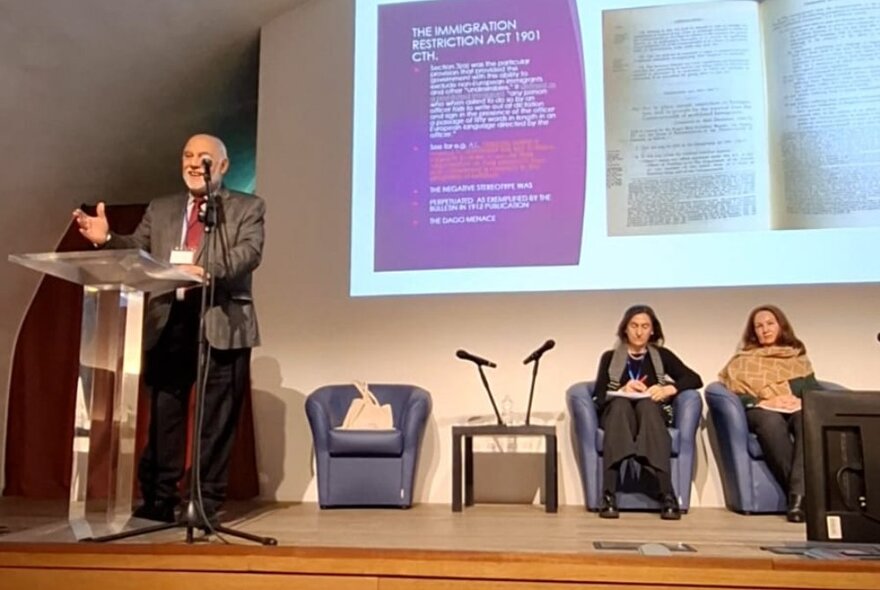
[184,197,205,250]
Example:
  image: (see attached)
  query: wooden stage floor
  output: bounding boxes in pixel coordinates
[0,499,878,589]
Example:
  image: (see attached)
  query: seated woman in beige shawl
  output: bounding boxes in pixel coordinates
[719,305,819,523]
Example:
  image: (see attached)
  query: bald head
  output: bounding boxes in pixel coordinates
[182,134,229,196]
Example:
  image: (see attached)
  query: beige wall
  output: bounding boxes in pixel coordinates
[0,0,308,492]
[255,0,877,507]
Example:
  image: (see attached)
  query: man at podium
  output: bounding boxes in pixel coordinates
[72,134,265,523]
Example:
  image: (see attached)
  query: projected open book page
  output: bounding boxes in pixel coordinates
[604,0,880,236]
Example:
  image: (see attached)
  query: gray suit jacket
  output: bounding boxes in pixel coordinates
[109,188,265,350]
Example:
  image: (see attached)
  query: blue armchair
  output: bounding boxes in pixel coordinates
[705,380,841,514]
[305,383,432,508]
[566,381,702,512]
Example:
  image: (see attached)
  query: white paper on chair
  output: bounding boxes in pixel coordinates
[606,390,652,400]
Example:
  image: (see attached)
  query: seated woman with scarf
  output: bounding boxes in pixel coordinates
[593,305,703,520]
[719,304,819,523]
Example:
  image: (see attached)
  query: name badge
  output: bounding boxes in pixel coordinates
[170,249,195,265]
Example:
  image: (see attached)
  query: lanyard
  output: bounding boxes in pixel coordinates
[627,355,646,382]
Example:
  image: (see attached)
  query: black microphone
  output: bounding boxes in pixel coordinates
[201,157,213,172]
[201,158,213,186]
[523,339,555,364]
[456,349,497,368]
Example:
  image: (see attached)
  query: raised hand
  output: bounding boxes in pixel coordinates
[175,264,205,279]
[72,202,110,245]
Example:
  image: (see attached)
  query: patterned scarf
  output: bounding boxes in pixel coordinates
[719,345,813,400]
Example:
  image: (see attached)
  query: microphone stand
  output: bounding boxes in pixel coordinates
[85,168,276,546]
[476,365,505,426]
[524,358,541,426]
[176,170,275,544]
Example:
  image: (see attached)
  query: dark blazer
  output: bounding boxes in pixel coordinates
[108,188,265,350]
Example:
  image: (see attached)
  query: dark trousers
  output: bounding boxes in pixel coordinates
[746,408,804,496]
[139,294,250,508]
[600,396,673,495]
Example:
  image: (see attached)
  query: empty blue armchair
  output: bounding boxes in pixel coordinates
[566,381,702,511]
[705,380,841,514]
[306,383,432,508]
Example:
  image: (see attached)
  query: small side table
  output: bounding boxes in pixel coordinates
[451,424,557,513]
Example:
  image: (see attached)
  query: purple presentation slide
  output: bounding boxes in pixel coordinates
[373,0,586,271]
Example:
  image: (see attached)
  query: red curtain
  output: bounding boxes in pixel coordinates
[5,204,259,500]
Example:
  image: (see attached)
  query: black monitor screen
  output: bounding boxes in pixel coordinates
[803,389,880,543]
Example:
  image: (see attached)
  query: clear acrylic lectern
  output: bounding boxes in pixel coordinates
[8,249,200,539]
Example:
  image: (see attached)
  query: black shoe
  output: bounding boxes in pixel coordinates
[174,498,221,527]
[201,499,222,524]
[179,498,222,528]
[599,492,619,519]
[787,494,805,523]
[660,493,681,520]
[132,498,177,523]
